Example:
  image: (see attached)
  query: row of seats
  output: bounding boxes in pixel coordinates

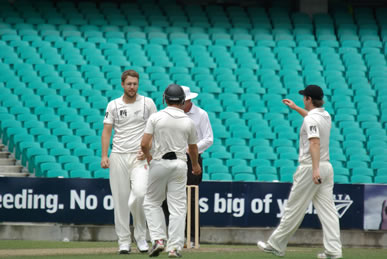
[204,172,387,184]
[1,0,387,31]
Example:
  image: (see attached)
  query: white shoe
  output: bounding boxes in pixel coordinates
[137,239,149,253]
[257,241,284,257]
[317,252,343,259]
[119,243,131,254]
[168,249,182,258]
[149,239,165,257]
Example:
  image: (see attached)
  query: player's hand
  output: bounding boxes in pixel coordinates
[282,99,297,110]
[312,168,321,184]
[192,164,202,175]
[137,150,146,160]
[146,155,153,164]
[101,156,110,169]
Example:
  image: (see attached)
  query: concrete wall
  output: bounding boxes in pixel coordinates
[1,223,386,248]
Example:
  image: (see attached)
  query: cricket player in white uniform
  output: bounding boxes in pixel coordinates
[101,69,157,254]
[257,85,343,259]
[161,86,213,248]
[141,84,201,258]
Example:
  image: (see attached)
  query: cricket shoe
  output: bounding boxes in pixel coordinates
[137,239,149,253]
[149,239,165,257]
[317,252,343,259]
[257,241,285,257]
[118,243,131,254]
[168,249,182,258]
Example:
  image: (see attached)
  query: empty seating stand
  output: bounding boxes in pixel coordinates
[0,0,385,183]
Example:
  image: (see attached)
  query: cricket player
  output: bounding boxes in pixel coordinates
[257,85,343,259]
[101,69,157,254]
[162,85,213,248]
[141,84,201,258]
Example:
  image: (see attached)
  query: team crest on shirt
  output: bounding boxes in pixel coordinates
[119,109,128,117]
[309,125,317,133]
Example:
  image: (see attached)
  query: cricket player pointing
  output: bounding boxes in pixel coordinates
[141,84,201,258]
[257,85,343,259]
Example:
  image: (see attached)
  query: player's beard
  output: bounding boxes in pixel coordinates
[125,89,137,99]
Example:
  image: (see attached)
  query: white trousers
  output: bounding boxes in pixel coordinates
[268,162,342,257]
[144,159,187,252]
[109,152,149,246]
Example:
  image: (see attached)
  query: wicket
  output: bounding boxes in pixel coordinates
[186,185,199,249]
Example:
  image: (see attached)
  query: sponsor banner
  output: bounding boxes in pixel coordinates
[0,177,113,224]
[0,178,364,229]
[364,185,387,230]
[199,181,364,229]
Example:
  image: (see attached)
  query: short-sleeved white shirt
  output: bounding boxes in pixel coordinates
[299,108,331,164]
[144,106,198,161]
[104,94,157,153]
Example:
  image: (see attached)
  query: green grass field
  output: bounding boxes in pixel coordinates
[0,240,386,259]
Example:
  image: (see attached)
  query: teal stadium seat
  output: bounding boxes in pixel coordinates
[46,169,69,178]
[211,173,233,181]
[234,173,256,181]
[258,174,279,182]
[334,175,350,184]
[94,169,110,179]
[351,175,373,183]
[70,169,93,178]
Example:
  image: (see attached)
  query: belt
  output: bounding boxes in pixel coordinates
[162,152,177,160]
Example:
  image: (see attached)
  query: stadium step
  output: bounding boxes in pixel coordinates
[0,157,17,165]
[0,143,29,177]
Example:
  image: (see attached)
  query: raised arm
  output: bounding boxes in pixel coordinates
[283,99,308,117]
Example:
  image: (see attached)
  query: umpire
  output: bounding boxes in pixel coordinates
[141,84,201,258]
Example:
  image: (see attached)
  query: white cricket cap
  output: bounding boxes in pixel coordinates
[181,85,198,101]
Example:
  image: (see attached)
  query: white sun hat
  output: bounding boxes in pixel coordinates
[181,85,198,101]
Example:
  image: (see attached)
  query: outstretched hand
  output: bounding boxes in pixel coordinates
[282,99,297,110]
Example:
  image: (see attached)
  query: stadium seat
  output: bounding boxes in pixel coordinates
[69,169,93,178]
[46,169,69,178]
[211,173,232,181]
[374,175,387,184]
[280,172,294,183]
[234,173,256,181]
[94,169,110,179]
[258,174,279,182]
[351,175,373,184]
[208,164,229,175]
[334,175,350,184]
[231,165,253,175]
[256,166,277,176]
